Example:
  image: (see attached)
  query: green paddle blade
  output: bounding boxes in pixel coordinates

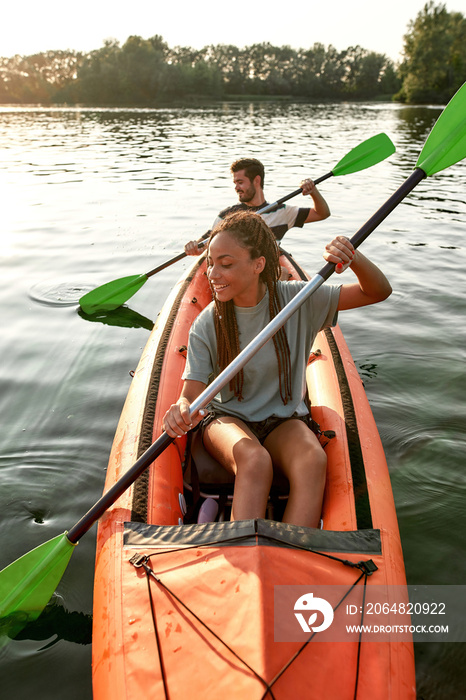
[332,132,395,177]
[416,82,466,176]
[79,273,148,314]
[0,533,75,644]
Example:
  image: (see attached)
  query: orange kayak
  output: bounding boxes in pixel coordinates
[92,251,416,699]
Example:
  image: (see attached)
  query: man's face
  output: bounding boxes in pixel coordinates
[233,170,256,203]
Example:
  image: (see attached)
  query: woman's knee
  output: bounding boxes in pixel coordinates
[289,444,327,486]
[313,446,327,475]
[234,443,273,483]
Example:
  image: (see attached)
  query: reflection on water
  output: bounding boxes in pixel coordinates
[78,306,154,330]
[13,599,92,648]
[1,101,465,699]
[396,104,445,142]
[355,360,378,380]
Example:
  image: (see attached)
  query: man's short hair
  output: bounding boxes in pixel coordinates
[230,158,265,188]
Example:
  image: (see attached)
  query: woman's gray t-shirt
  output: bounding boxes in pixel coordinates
[184,280,341,422]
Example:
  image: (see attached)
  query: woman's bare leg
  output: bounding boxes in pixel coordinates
[203,416,273,521]
[264,420,326,528]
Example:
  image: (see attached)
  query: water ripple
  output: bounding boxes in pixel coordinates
[28,279,89,307]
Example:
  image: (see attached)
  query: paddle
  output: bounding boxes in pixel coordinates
[1,83,465,643]
[258,131,395,214]
[78,132,395,314]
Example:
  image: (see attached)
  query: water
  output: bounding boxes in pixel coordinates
[0,102,465,699]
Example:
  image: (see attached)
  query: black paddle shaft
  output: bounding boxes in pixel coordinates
[144,177,329,274]
[259,171,332,214]
[144,171,337,274]
[67,431,175,543]
[319,168,427,282]
[145,232,211,278]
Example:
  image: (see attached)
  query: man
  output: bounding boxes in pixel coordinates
[184,157,330,256]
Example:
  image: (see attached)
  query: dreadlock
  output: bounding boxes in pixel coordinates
[207,210,293,404]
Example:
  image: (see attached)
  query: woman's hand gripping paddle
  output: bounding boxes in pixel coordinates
[1,83,465,644]
[78,132,395,314]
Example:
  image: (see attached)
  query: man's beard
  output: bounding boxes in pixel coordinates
[238,184,256,203]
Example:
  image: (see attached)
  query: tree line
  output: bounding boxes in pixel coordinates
[1,3,464,106]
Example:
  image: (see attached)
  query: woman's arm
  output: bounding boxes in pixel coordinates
[323,235,392,310]
[162,379,207,437]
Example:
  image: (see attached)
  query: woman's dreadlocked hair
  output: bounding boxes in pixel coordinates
[207,210,292,404]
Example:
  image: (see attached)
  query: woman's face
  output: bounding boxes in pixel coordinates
[207,231,265,307]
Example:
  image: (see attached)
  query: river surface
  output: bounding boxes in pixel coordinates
[0,101,465,698]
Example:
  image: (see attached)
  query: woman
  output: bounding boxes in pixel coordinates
[163,211,391,528]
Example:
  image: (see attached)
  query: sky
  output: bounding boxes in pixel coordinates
[2,0,464,62]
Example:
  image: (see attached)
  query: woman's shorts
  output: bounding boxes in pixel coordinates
[198,408,319,445]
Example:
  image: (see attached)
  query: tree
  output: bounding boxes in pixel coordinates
[0,51,81,103]
[73,40,123,103]
[295,43,331,97]
[0,32,413,105]
[319,45,347,97]
[397,2,466,103]
[119,35,169,103]
[204,44,249,95]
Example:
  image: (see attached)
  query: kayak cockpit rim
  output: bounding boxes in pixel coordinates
[124,519,382,555]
